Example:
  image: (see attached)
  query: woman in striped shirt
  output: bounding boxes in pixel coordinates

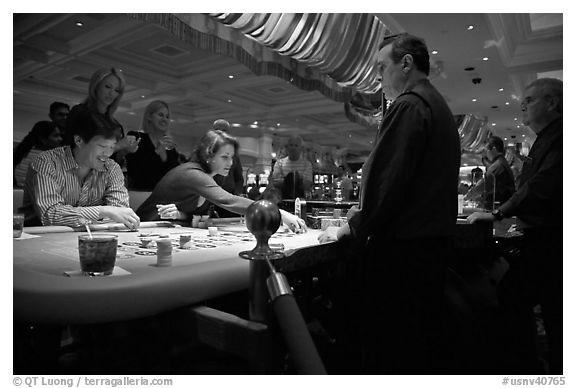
[20,110,140,229]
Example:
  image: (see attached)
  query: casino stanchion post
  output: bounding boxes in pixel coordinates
[239,200,327,375]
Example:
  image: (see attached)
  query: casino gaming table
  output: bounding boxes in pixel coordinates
[13,220,324,325]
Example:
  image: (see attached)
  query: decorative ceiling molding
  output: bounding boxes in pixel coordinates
[126,13,354,104]
[486,13,562,93]
[209,13,387,94]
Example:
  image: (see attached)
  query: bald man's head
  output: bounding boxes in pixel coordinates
[286,135,304,161]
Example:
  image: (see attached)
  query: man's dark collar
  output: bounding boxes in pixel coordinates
[537,116,562,137]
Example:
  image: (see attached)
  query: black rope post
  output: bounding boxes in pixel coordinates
[240,200,326,374]
[266,259,327,374]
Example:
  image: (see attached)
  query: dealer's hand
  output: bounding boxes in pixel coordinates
[466,211,495,224]
[346,205,360,221]
[280,210,307,234]
[318,226,339,244]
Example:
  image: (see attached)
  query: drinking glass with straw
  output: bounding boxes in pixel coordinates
[78,223,118,276]
[85,223,93,239]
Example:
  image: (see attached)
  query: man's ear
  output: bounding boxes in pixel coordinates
[74,135,83,147]
[547,95,560,113]
[402,54,413,73]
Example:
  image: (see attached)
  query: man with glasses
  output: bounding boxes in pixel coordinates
[319,33,461,373]
[468,78,563,373]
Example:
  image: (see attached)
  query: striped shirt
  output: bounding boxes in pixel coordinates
[270,156,313,187]
[14,148,44,187]
[21,146,129,227]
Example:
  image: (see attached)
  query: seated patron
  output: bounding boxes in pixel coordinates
[211,119,245,217]
[136,129,306,233]
[14,121,63,187]
[20,110,140,229]
[270,135,313,199]
[211,119,244,195]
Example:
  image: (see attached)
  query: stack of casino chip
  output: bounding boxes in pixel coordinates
[180,234,192,248]
[156,238,173,267]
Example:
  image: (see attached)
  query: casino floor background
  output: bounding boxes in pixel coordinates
[13,13,561,375]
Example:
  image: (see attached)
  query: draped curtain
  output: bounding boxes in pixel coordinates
[209,13,387,94]
[128,13,489,152]
[455,114,492,153]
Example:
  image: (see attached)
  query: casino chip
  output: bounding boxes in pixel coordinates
[123,241,141,247]
[194,243,216,248]
[134,250,157,256]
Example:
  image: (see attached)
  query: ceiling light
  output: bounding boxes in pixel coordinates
[482,57,489,61]
[467,25,474,30]
[517,125,520,128]
[140,95,145,98]
[231,123,241,127]
[505,102,510,105]
[472,98,477,102]
[522,134,525,137]
[514,118,518,121]
[227,99,232,103]
[431,50,438,55]
[504,137,507,141]
[491,123,496,126]
[253,121,258,125]
[249,124,258,128]
[228,75,234,79]
[276,123,280,127]
[75,21,84,27]
[499,88,504,92]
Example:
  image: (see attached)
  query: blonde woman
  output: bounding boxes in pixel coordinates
[66,67,139,169]
[125,100,180,190]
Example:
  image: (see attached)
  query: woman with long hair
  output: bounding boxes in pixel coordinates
[125,100,181,190]
[136,129,306,233]
[66,67,139,169]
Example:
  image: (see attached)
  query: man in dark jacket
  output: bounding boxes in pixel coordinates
[468,78,563,373]
[319,33,461,373]
[464,135,516,210]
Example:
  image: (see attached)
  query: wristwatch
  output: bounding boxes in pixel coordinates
[491,209,504,221]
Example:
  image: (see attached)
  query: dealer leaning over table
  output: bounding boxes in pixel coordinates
[19,108,140,230]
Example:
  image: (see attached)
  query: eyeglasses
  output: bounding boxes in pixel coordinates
[520,96,540,111]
